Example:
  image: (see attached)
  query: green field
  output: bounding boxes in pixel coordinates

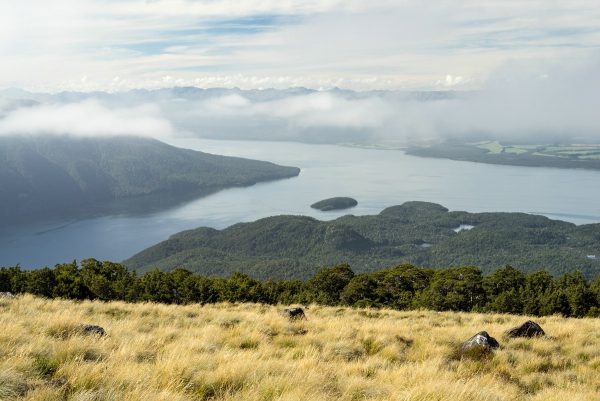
[407,141,600,171]
[475,141,505,153]
[473,141,600,161]
[503,146,529,154]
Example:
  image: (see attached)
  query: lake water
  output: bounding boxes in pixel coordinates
[2,138,600,268]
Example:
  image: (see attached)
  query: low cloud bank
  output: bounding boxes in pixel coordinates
[165,56,600,144]
[0,100,174,140]
[1,56,599,145]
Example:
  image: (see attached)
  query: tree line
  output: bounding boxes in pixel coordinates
[2,260,600,317]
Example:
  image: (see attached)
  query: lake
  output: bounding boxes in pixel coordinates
[2,138,600,268]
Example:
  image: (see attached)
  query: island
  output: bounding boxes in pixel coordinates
[310,197,358,211]
[124,201,600,280]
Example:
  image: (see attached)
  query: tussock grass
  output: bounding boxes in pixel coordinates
[0,295,599,400]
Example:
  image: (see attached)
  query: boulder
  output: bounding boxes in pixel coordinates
[82,325,106,337]
[505,320,545,338]
[282,307,306,320]
[460,331,499,358]
[0,292,15,298]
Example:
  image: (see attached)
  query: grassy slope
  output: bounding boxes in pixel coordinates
[1,296,599,401]
[125,202,600,279]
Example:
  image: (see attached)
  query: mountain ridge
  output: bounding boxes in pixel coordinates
[0,135,300,224]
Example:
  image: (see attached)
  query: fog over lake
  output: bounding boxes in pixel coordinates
[2,138,600,268]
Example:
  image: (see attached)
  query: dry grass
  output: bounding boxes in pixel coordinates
[1,295,600,401]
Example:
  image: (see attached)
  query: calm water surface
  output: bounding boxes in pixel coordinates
[2,138,600,267]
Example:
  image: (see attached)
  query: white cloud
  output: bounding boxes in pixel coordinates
[1,53,599,145]
[0,101,174,139]
[1,0,600,91]
[254,93,390,129]
[163,54,600,143]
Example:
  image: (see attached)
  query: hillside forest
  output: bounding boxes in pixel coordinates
[2,260,600,318]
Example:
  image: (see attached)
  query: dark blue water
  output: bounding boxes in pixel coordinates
[2,138,600,268]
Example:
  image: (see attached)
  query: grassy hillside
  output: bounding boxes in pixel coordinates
[1,295,599,401]
[125,202,600,279]
[0,135,299,223]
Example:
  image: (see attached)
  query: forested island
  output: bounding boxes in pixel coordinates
[407,141,600,170]
[311,197,358,211]
[0,135,300,224]
[125,202,600,279]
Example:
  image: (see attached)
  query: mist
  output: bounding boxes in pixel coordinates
[1,55,599,145]
[0,100,174,140]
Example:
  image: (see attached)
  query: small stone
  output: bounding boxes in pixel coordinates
[82,325,106,337]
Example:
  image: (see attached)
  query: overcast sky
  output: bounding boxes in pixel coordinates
[2,0,600,92]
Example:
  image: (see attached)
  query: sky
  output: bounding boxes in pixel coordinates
[2,0,600,92]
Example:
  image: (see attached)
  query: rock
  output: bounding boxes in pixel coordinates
[82,325,106,337]
[460,331,499,358]
[0,292,15,298]
[505,320,545,338]
[462,331,500,350]
[282,307,306,320]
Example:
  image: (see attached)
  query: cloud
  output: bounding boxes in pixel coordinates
[1,53,599,145]
[1,0,600,91]
[0,100,174,139]
[429,55,600,141]
[194,92,390,128]
[161,54,600,143]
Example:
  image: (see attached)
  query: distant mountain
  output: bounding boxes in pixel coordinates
[0,98,39,118]
[0,135,299,224]
[125,202,600,280]
[0,87,461,104]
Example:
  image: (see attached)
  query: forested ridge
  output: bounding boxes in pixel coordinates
[125,202,600,279]
[0,135,299,223]
[2,260,600,317]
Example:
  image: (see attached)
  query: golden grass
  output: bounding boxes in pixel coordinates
[1,295,599,401]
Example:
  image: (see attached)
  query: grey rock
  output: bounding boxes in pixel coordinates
[282,307,306,320]
[461,331,500,356]
[505,320,545,338]
[82,325,106,337]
